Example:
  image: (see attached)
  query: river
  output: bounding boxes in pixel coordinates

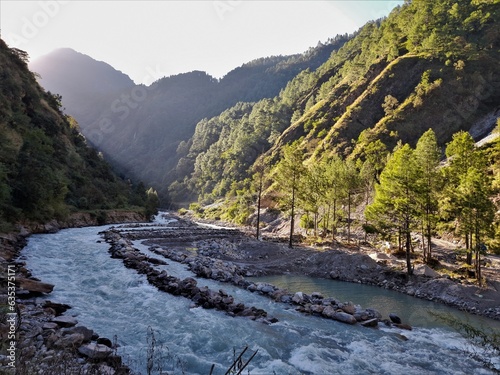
[20,220,499,375]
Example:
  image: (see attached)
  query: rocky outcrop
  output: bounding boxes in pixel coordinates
[17,278,54,294]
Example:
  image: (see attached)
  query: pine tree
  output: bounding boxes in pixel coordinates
[366,143,420,275]
[324,155,348,241]
[414,129,442,263]
[145,188,159,220]
[273,142,306,248]
[301,160,327,237]
[344,159,363,244]
[456,167,495,284]
[251,157,267,240]
[442,131,487,265]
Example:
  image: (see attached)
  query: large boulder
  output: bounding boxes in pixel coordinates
[18,278,54,293]
[78,343,113,359]
[292,292,306,305]
[389,313,402,324]
[51,316,78,327]
[413,264,440,278]
[54,333,85,349]
[322,306,357,324]
[340,302,356,315]
[331,311,357,325]
[63,326,94,342]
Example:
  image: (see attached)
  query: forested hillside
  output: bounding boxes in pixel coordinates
[0,39,151,230]
[175,0,500,258]
[31,39,348,202]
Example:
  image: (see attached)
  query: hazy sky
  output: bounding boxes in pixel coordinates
[1,1,403,85]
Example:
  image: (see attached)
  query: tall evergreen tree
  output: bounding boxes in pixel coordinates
[274,142,306,248]
[456,167,495,284]
[343,159,363,244]
[414,129,442,263]
[301,160,327,237]
[324,155,348,241]
[251,157,268,240]
[442,131,488,265]
[366,143,420,275]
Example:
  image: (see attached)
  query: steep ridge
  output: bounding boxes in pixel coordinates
[30,48,135,126]
[0,39,147,229]
[177,0,500,203]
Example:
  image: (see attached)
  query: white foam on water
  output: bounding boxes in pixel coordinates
[22,225,499,375]
[289,343,349,373]
[153,211,178,225]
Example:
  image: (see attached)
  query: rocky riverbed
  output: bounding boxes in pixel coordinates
[129,213,500,322]
[0,211,144,375]
[1,211,498,374]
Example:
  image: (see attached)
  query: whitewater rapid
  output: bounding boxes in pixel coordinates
[20,220,499,374]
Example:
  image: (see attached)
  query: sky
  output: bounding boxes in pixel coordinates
[1,1,403,85]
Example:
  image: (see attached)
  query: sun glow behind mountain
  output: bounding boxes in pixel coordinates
[1,1,403,84]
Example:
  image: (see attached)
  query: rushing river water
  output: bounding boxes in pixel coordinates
[21,220,499,375]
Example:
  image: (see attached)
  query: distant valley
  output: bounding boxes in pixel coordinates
[30,39,345,202]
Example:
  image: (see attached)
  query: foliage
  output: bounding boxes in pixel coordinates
[0,39,149,227]
[441,131,495,280]
[414,129,442,262]
[366,143,420,275]
[145,188,160,220]
[273,142,306,247]
[174,0,499,210]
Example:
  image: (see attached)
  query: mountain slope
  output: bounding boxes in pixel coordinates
[177,0,499,204]
[30,38,349,201]
[0,40,147,228]
[30,48,135,126]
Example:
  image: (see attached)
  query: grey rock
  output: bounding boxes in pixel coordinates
[360,318,379,328]
[54,333,84,349]
[331,311,357,325]
[78,343,113,359]
[389,313,402,324]
[292,292,305,304]
[63,326,94,342]
[51,316,78,327]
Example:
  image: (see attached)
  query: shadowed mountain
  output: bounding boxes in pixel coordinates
[30,48,135,125]
[30,39,348,202]
[0,41,148,227]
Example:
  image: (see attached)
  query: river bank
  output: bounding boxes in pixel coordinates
[0,210,144,374]
[150,212,500,322]
[2,210,499,374]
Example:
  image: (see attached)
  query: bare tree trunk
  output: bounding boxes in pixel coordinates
[256,173,262,240]
[427,223,432,262]
[289,184,296,248]
[347,192,351,244]
[332,199,337,242]
[405,219,413,276]
[323,205,331,238]
[314,212,318,237]
[475,221,481,286]
[421,222,426,263]
[466,232,473,265]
